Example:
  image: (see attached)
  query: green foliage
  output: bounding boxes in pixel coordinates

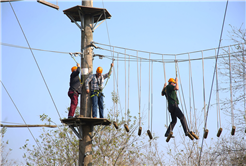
[20,114,78,166]
[21,93,165,165]
[1,127,18,165]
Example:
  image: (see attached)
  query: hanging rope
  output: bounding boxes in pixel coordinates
[0,80,46,158]
[198,1,229,165]
[189,53,197,130]
[69,53,85,86]
[243,43,246,130]
[177,63,190,130]
[175,57,186,125]
[137,51,142,136]
[113,47,116,121]
[151,60,153,133]
[188,53,192,130]
[140,58,142,125]
[215,49,222,129]
[147,53,153,140]
[229,46,235,127]
[162,55,169,128]
[125,49,127,123]
[202,51,206,127]
[148,53,151,131]
[117,53,120,119]
[137,51,141,127]
[128,51,130,125]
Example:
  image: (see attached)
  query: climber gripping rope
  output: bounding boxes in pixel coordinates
[85,63,114,118]
[162,77,194,140]
[68,63,81,118]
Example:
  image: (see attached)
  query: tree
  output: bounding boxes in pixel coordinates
[1,127,18,166]
[218,24,246,133]
[21,92,165,165]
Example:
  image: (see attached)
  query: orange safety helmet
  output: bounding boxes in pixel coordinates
[168,78,176,84]
[71,66,77,72]
[96,67,103,74]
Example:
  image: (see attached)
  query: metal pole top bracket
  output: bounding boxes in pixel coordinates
[63,5,111,31]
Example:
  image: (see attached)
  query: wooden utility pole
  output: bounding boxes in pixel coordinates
[80,0,93,165]
[62,2,111,166]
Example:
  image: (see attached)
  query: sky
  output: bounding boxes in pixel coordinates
[1,0,245,164]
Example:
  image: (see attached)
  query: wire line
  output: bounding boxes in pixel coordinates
[9,2,62,119]
[198,1,229,165]
[0,80,46,158]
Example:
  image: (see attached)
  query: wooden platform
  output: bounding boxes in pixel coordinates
[37,0,59,10]
[0,0,22,2]
[61,116,111,127]
[63,5,111,23]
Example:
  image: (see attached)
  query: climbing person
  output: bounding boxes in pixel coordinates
[68,63,81,118]
[162,77,190,138]
[85,63,114,118]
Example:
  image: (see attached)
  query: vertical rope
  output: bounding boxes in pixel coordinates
[229,46,234,126]
[151,60,153,133]
[188,53,192,130]
[148,53,151,130]
[117,53,119,120]
[162,55,168,127]
[125,49,127,123]
[175,55,177,77]
[177,63,190,129]
[137,51,141,127]
[198,2,228,164]
[202,51,206,126]
[128,50,130,125]
[189,55,197,130]
[243,43,246,126]
[215,49,221,128]
[113,47,115,120]
[140,58,142,126]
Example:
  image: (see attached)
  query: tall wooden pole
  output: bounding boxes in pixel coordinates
[80,0,93,165]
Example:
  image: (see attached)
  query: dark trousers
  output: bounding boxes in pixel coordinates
[165,104,189,136]
[68,90,78,117]
[91,91,104,118]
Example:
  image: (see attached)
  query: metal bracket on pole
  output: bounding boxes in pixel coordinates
[92,12,103,32]
[69,125,82,140]
[66,13,83,31]
[93,20,105,32]
[78,10,84,31]
[89,123,106,140]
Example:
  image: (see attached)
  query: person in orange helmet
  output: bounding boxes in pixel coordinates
[162,77,190,138]
[68,63,81,118]
[85,63,114,118]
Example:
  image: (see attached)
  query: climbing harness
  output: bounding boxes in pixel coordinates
[89,58,114,98]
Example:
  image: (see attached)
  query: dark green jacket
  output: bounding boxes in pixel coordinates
[162,84,179,105]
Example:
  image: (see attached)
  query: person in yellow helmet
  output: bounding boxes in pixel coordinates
[68,63,81,118]
[162,77,190,138]
[85,63,114,118]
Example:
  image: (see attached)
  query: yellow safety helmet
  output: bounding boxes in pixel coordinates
[168,78,176,84]
[96,67,103,74]
[71,66,77,72]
